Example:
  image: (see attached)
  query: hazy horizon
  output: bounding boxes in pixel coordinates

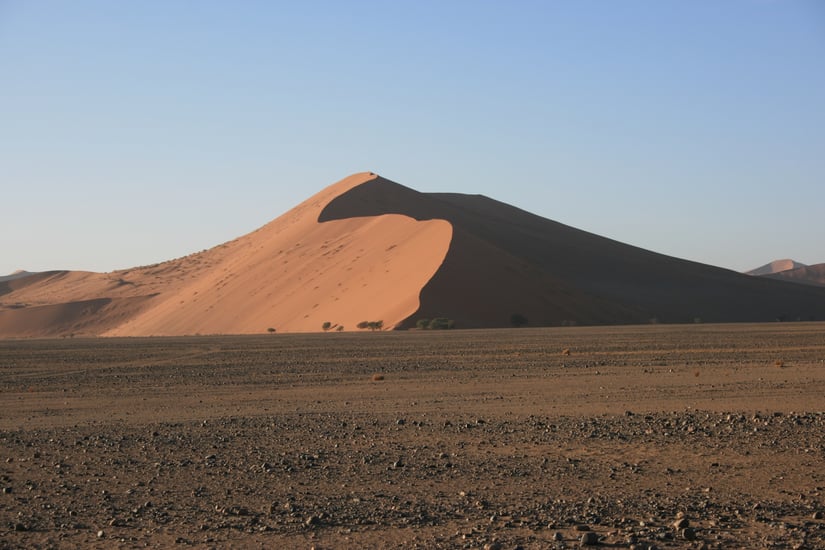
[2,1,823,275]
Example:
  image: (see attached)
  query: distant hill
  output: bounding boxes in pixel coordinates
[746,259,806,276]
[759,263,825,288]
[2,172,825,337]
[0,270,36,283]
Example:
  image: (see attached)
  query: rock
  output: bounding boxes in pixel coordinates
[813,511,823,520]
[305,515,321,527]
[575,524,591,531]
[580,531,599,545]
[552,531,564,541]
[681,527,697,540]
[484,542,503,550]
[97,530,105,538]
[13,523,27,532]
[673,517,690,529]
[2,487,11,494]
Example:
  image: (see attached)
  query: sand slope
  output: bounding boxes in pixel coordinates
[3,172,825,337]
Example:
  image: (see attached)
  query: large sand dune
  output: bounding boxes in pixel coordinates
[2,172,825,337]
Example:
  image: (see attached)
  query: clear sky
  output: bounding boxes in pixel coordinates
[1,0,823,275]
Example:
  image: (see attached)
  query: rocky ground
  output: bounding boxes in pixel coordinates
[1,324,824,549]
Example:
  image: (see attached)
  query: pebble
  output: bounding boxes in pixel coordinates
[580,531,599,545]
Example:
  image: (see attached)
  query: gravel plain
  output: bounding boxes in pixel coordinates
[1,323,824,549]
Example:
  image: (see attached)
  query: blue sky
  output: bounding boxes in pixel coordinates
[1,0,823,275]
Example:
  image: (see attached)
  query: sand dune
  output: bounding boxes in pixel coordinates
[746,259,806,276]
[759,263,825,287]
[2,172,825,337]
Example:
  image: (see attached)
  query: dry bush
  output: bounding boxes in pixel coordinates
[371,374,385,381]
[775,360,784,368]
[561,348,571,356]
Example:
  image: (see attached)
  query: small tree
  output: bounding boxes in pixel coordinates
[428,318,454,330]
[367,320,384,331]
[510,313,528,328]
[336,325,344,332]
[322,321,332,331]
[416,318,430,330]
[267,327,276,334]
[357,321,369,330]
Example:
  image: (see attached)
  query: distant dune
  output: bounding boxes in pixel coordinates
[746,259,806,277]
[759,263,825,288]
[0,270,36,283]
[2,172,825,337]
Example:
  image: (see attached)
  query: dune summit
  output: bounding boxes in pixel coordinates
[2,172,825,337]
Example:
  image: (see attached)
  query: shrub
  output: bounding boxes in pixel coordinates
[267,327,276,334]
[428,318,454,330]
[371,374,385,381]
[510,313,528,328]
[336,325,344,332]
[357,320,383,331]
[322,321,332,331]
[416,318,430,330]
[357,321,369,329]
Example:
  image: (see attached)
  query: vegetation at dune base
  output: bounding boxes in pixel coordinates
[357,320,384,331]
[510,313,528,328]
[266,327,276,334]
[322,321,332,331]
[416,318,455,330]
[336,325,344,332]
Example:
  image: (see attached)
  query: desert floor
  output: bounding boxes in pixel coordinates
[1,323,824,549]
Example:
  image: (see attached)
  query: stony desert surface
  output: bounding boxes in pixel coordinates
[1,323,824,549]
